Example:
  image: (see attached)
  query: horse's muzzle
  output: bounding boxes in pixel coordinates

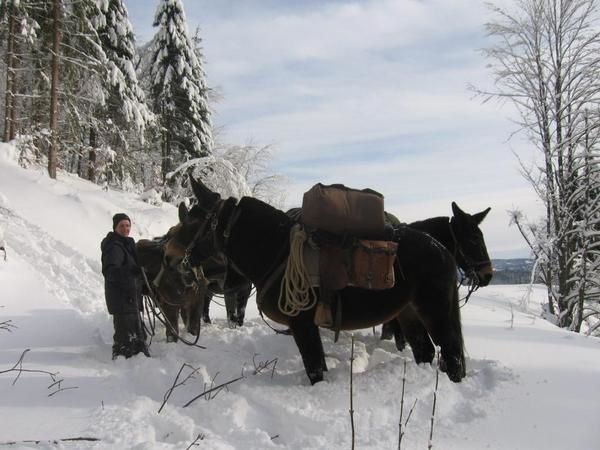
[476,263,493,287]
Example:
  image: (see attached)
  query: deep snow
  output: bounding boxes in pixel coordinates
[0,143,599,450]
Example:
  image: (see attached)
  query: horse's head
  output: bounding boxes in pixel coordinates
[162,176,231,286]
[450,202,493,287]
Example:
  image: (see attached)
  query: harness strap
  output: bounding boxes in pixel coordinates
[449,220,491,269]
[140,267,206,348]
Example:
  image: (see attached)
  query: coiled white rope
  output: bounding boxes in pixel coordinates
[278,224,318,316]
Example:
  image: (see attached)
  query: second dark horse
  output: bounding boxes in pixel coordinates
[380,205,493,364]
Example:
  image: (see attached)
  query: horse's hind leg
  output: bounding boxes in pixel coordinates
[416,288,465,382]
[289,310,327,385]
[397,306,434,363]
[381,318,408,352]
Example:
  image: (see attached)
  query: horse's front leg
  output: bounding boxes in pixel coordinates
[397,305,434,363]
[202,293,212,324]
[224,291,238,328]
[234,284,252,327]
[288,309,327,385]
[181,296,203,337]
[163,304,179,343]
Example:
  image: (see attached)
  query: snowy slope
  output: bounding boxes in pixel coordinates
[0,144,599,450]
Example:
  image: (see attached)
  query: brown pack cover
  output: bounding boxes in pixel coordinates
[302,183,385,237]
[349,239,397,290]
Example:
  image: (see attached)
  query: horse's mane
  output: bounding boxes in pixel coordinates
[409,216,449,230]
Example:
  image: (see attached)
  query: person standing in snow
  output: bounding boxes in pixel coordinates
[101,213,150,359]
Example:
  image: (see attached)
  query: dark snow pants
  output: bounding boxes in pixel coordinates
[112,313,149,359]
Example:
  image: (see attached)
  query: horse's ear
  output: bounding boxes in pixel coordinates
[190,174,221,206]
[451,202,466,220]
[178,202,188,223]
[473,207,491,225]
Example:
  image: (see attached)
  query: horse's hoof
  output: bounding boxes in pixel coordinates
[439,356,465,382]
[202,316,212,324]
[394,339,407,352]
[166,336,178,343]
[380,331,393,341]
[307,368,324,385]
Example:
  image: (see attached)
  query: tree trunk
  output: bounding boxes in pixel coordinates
[88,127,97,182]
[3,0,16,142]
[162,119,171,184]
[48,0,62,179]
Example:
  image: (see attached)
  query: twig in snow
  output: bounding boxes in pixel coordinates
[1,349,78,396]
[252,353,278,378]
[1,349,58,385]
[183,372,244,408]
[0,319,16,332]
[0,437,100,446]
[185,433,205,449]
[349,334,356,450]
[398,359,419,449]
[428,349,441,450]
[158,363,203,413]
[161,355,278,411]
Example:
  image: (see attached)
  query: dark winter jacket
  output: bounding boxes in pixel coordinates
[101,232,143,315]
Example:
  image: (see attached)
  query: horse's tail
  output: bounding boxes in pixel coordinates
[451,284,465,353]
[450,282,466,378]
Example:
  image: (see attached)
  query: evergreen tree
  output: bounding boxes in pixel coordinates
[149,0,213,189]
[88,0,153,183]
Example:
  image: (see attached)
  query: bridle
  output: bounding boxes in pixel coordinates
[448,219,491,305]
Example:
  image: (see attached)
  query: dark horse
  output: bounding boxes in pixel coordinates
[286,204,493,365]
[164,176,468,384]
[170,204,253,329]
[136,229,207,343]
[379,205,493,363]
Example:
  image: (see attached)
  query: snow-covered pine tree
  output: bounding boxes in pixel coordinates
[148,0,213,194]
[89,0,154,184]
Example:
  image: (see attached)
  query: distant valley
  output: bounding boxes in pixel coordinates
[490,258,535,285]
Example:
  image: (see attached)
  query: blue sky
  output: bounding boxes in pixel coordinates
[125,0,543,258]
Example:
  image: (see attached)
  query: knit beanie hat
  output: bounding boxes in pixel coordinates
[112,213,131,230]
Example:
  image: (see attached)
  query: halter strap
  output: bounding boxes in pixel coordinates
[448,219,491,271]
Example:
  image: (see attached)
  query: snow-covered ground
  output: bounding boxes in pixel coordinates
[1,143,599,450]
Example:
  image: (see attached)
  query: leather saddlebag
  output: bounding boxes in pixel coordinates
[349,240,397,290]
[301,183,385,237]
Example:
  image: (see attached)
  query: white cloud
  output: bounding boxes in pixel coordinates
[125,0,539,257]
